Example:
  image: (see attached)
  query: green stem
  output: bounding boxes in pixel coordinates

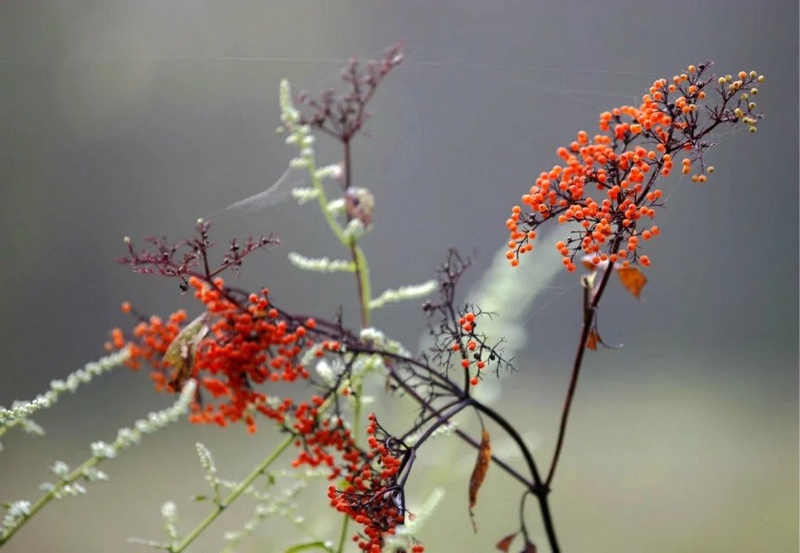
[305,156,372,329]
[0,456,102,545]
[335,234,371,550]
[350,243,372,328]
[334,504,351,553]
[171,433,295,552]
[334,376,365,553]
[303,132,374,553]
[308,160,347,245]
[171,391,341,551]
[285,542,335,553]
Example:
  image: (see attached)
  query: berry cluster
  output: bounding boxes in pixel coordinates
[110,277,323,434]
[328,414,416,552]
[506,64,765,271]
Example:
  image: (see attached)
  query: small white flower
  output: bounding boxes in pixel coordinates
[288,252,355,273]
[115,428,140,447]
[51,461,70,477]
[91,441,117,459]
[196,443,217,478]
[83,467,109,482]
[290,187,320,204]
[223,530,240,541]
[315,359,333,384]
[326,197,345,216]
[63,483,86,496]
[289,157,309,169]
[342,218,366,240]
[1,350,129,430]
[161,501,177,520]
[369,280,438,310]
[8,500,31,518]
[315,163,342,180]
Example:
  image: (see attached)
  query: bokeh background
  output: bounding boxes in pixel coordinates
[1,1,797,552]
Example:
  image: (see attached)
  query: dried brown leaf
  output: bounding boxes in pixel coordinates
[163,313,209,390]
[469,427,491,532]
[495,533,517,552]
[586,327,600,351]
[617,266,647,299]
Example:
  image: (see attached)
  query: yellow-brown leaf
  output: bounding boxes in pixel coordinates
[617,266,647,299]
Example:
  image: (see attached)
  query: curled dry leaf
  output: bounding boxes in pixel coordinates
[495,533,517,552]
[469,427,492,532]
[585,327,600,351]
[617,266,647,299]
[580,255,648,299]
[163,312,210,390]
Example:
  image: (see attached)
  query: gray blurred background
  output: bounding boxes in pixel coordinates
[0,1,797,552]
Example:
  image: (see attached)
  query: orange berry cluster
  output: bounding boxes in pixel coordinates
[109,310,187,372]
[112,277,427,548]
[292,411,359,475]
[328,413,416,552]
[506,63,764,271]
[453,311,489,386]
[110,276,332,434]
[112,277,428,548]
